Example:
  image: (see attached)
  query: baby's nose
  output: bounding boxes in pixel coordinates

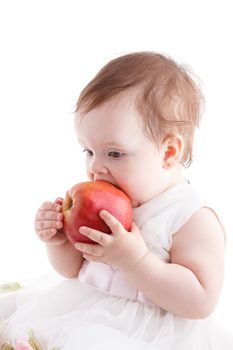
[89,157,108,175]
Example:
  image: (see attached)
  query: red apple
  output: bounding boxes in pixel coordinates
[62,181,132,244]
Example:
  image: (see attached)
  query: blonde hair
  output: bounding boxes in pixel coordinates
[75,52,204,167]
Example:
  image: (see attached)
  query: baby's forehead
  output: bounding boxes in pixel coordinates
[75,100,153,149]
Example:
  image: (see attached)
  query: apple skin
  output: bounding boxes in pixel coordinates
[62,181,132,244]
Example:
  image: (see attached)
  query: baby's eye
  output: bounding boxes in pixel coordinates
[83,148,93,156]
[108,151,124,159]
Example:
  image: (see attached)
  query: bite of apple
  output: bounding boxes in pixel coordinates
[62,181,132,244]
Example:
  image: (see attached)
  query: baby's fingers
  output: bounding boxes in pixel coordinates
[38,228,67,245]
[55,197,63,206]
[37,227,58,240]
[37,210,63,222]
[39,201,62,212]
[99,210,124,235]
[35,219,63,233]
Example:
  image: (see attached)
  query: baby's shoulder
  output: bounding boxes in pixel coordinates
[171,206,225,254]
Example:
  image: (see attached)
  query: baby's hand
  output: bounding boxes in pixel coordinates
[35,198,67,245]
[74,210,148,270]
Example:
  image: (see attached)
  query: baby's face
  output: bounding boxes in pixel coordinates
[75,92,170,207]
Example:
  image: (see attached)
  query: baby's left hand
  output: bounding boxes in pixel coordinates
[74,210,148,270]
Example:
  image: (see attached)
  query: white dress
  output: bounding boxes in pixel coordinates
[1,181,233,349]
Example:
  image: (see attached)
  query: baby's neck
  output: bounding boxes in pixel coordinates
[163,165,186,193]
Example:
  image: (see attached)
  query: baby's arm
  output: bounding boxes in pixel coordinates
[35,200,84,278]
[122,207,225,319]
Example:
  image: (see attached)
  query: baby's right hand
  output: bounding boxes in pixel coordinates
[35,198,67,245]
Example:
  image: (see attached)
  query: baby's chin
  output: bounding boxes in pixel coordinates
[131,199,140,208]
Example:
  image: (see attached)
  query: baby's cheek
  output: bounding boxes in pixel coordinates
[87,172,94,181]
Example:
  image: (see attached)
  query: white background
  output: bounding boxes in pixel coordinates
[0,0,232,332]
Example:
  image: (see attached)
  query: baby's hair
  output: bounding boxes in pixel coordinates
[75,51,204,167]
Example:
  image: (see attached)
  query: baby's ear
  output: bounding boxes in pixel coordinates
[161,134,184,168]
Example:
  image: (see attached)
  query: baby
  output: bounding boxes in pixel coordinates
[1,52,230,349]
